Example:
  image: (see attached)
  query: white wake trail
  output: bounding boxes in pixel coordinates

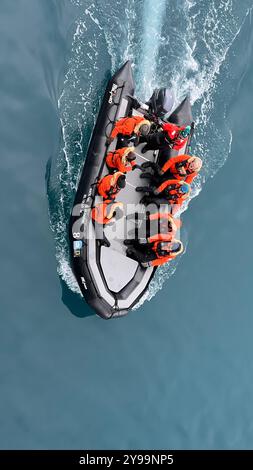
[136,0,167,100]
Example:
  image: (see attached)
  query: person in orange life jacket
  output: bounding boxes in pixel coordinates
[141,123,191,153]
[91,200,124,225]
[147,212,181,243]
[125,211,181,244]
[108,116,151,147]
[97,172,126,200]
[106,147,142,173]
[126,239,183,267]
[141,154,202,184]
[136,180,191,207]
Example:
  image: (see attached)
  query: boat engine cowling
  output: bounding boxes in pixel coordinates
[147,88,175,118]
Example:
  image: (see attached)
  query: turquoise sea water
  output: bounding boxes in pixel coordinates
[1,0,253,449]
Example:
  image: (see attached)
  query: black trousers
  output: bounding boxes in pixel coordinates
[142,131,170,151]
[127,244,156,263]
[116,133,139,149]
[141,194,169,206]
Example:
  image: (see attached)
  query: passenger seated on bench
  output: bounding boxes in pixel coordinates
[97,172,126,200]
[141,154,202,184]
[125,239,183,267]
[92,200,124,225]
[106,147,142,173]
[125,210,181,243]
[136,180,191,209]
[141,122,191,153]
[108,116,151,147]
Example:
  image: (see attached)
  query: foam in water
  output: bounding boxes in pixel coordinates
[47,0,253,311]
[134,0,253,308]
[136,0,167,99]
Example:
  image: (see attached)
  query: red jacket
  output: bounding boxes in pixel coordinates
[161,154,198,184]
[162,122,188,150]
[106,147,136,173]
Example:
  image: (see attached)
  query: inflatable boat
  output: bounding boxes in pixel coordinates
[69,61,193,319]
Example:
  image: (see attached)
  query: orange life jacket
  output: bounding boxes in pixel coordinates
[154,179,190,206]
[91,200,123,225]
[106,147,136,173]
[161,154,198,184]
[150,241,182,266]
[147,212,181,243]
[97,172,124,199]
[110,116,147,140]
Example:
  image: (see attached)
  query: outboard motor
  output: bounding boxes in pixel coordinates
[147,88,175,118]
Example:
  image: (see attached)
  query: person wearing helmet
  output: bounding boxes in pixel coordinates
[141,154,203,184]
[92,200,124,225]
[97,172,126,200]
[109,116,151,146]
[136,180,191,208]
[141,122,191,153]
[126,239,184,267]
[106,147,141,173]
